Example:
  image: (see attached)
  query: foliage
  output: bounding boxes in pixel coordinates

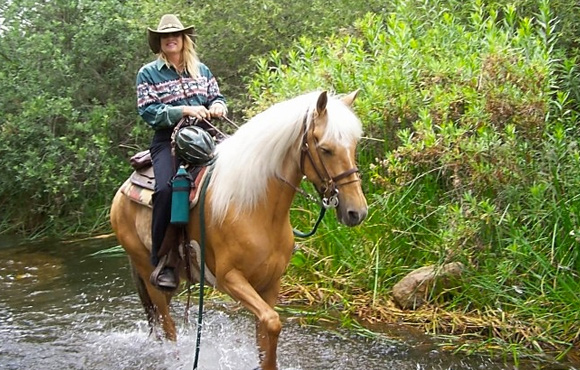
[249,0,580,361]
[0,0,148,234]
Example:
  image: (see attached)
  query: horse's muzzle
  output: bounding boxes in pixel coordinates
[339,206,368,226]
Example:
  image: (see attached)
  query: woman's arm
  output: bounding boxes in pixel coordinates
[136,67,184,130]
[200,63,227,118]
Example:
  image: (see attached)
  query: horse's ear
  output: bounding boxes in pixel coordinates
[316,91,328,116]
[341,89,360,107]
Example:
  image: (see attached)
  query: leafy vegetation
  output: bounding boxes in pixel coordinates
[1,0,579,365]
[248,0,580,363]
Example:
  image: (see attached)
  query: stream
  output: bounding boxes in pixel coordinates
[0,235,574,370]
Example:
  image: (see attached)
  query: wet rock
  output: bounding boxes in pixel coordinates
[392,262,464,310]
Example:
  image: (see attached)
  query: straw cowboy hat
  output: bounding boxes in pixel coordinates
[147,14,195,54]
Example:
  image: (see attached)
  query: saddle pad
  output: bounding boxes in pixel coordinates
[120,178,154,207]
[120,166,210,209]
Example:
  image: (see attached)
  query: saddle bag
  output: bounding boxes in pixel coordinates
[130,150,152,170]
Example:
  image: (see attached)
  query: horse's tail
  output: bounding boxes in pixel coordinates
[128,258,157,335]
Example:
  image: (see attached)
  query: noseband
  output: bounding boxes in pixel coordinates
[299,112,360,209]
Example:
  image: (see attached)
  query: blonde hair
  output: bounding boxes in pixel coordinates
[159,33,200,78]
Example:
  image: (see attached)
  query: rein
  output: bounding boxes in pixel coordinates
[192,165,214,370]
[293,207,327,238]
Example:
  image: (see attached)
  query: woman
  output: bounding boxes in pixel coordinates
[136,14,227,290]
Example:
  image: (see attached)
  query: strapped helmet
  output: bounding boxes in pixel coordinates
[174,126,216,165]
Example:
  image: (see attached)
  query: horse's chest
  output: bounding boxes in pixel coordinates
[245,247,293,288]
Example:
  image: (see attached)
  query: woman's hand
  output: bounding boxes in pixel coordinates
[209,103,227,118]
[182,105,210,120]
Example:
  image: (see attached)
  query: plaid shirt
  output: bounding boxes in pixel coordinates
[136,59,227,130]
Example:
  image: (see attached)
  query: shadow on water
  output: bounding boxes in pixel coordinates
[0,235,575,370]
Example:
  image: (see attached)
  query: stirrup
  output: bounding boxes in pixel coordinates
[149,255,177,291]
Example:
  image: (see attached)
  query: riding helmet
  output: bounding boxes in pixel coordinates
[174,126,216,165]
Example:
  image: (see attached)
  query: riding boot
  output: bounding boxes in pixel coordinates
[150,225,180,290]
[157,224,180,259]
[150,255,178,290]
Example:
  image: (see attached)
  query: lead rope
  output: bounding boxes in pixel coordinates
[192,165,214,370]
[277,175,328,238]
[293,207,327,238]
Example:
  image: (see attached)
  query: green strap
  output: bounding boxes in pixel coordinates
[293,206,327,238]
[193,165,214,370]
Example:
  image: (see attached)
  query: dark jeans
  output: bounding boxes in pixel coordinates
[150,129,178,267]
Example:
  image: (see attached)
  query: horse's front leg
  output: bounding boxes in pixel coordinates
[222,270,281,370]
[255,279,281,368]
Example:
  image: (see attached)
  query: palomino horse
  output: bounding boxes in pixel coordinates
[110,90,367,370]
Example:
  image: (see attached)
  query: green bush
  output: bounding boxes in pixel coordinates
[0,0,146,235]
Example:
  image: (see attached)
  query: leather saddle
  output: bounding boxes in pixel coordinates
[120,150,209,209]
[120,150,217,289]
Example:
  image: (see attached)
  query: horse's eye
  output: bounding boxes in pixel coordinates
[320,147,332,155]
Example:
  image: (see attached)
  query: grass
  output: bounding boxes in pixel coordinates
[280,172,580,367]
[240,1,580,364]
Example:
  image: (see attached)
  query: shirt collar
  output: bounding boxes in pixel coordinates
[154,58,186,76]
[155,58,168,71]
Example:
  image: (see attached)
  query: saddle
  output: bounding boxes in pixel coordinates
[119,150,209,209]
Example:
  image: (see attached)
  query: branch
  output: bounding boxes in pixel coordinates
[0,50,11,62]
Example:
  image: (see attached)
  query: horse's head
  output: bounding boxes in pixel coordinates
[300,91,368,226]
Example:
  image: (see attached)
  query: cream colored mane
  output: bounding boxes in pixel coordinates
[208,91,362,223]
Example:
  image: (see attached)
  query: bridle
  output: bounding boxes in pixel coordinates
[278,110,361,238]
[297,111,361,209]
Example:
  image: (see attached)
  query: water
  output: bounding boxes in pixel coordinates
[0,235,574,370]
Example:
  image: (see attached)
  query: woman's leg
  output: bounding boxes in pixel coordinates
[149,132,178,289]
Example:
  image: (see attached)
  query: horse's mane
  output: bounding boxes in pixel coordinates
[209,91,362,223]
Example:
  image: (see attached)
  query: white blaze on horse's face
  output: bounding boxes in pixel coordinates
[303,91,368,226]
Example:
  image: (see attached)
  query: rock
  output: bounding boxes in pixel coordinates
[391,262,464,310]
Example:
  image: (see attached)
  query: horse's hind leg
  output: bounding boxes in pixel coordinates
[130,258,178,341]
[129,259,159,337]
[111,193,177,341]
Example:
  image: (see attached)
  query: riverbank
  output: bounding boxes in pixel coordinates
[276,282,580,368]
[277,243,580,369]
[195,278,579,368]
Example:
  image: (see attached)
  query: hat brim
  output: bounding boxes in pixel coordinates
[147,26,196,54]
